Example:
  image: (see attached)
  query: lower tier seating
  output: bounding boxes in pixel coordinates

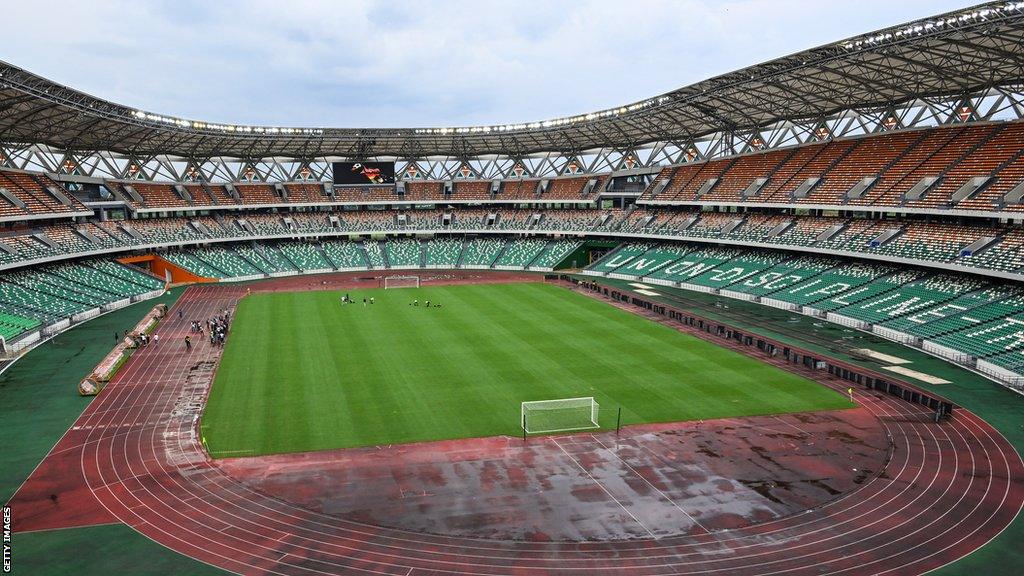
[583,240,1024,381]
[0,259,163,342]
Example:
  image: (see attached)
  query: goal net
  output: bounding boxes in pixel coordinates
[384,275,420,289]
[521,397,599,434]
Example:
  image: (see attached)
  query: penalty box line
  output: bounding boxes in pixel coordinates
[550,437,658,539]
[590,434,711,535]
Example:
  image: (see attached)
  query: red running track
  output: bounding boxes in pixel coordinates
[16,281,1024,575]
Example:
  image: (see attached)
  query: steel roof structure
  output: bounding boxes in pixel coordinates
[2,1,1024,181]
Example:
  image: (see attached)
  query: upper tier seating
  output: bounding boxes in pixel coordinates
[544,177,588,200]
[0,170,86,216]
[130,183,192,209]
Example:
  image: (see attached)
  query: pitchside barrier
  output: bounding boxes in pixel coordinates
[976,359,1024,391]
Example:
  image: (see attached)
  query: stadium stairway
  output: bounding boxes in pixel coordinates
[456,238,470,267]
[488,240,513,268]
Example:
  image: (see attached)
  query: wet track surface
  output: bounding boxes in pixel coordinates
[219,409,888,541]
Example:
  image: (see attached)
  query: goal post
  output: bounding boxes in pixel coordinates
[383,275,420,289]
[521,397,600,434]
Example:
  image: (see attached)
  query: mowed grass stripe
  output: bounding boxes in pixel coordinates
[201,283,853,456]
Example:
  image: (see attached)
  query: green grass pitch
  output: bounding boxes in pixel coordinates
[201,282,854,456]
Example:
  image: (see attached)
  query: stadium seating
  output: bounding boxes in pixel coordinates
[877,280,1006,336]
[90,260,164,291]
[590,242,657,273]
[424,238,463,267]
[404,182,444,202]
[1,205,1024,280]
[131,183,192,209]
[234,184,282,205]
[162,251,229,278]
[731,256,840,297]
[959,230,1024,272]
[727,214,792,243]
[646,246,742,283]
[233,245,293,274]
[778,262,897,310]
[387,239,423,268]
[870,223,989,263]
[494,238,548,267]
[910,123,1024,210]
[0,311,39,340]
[0,170,88,216]
[459,238,505,266]
[772,217,838,247]
[320,241,369,269]
[361,241,388,268]
[452,181,490,201]
[759,142,853,202]
[701,148,792,202]
[7,122,1024,222]
[278,242,333,271]
[285,184,328,203]
[687,251,787,289]
[0,259,162,341]
[544,177,588,199]
[531,240,583,268]
[500,180,539,200]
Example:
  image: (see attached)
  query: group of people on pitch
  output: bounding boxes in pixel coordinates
[184,310,231,351]
[409,299,441,308]
[341,293,375,306]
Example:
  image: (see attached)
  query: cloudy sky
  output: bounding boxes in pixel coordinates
[3,0,971,128]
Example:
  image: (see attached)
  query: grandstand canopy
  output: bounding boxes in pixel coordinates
[2,2,1024,161]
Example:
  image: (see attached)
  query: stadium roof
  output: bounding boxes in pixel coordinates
[2,1,1024,161]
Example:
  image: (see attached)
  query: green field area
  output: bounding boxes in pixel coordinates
[201,282,853,456]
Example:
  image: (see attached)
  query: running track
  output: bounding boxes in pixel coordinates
[28,283,1024,574]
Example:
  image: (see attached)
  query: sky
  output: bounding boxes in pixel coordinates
[2,0,974,128]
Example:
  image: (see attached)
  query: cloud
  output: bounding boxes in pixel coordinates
[1,0,969,128]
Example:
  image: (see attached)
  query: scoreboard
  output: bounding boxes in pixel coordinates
[332,162,396,185]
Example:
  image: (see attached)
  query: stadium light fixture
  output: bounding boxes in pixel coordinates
[840,2,1024,50]
[411,95,670,136]
[128,108,325,136]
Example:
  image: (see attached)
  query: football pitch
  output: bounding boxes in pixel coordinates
[201,282,853,457]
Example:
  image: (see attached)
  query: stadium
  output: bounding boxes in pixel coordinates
[3,2,1024,574]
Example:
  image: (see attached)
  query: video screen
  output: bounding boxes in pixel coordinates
[332,162,396,185]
